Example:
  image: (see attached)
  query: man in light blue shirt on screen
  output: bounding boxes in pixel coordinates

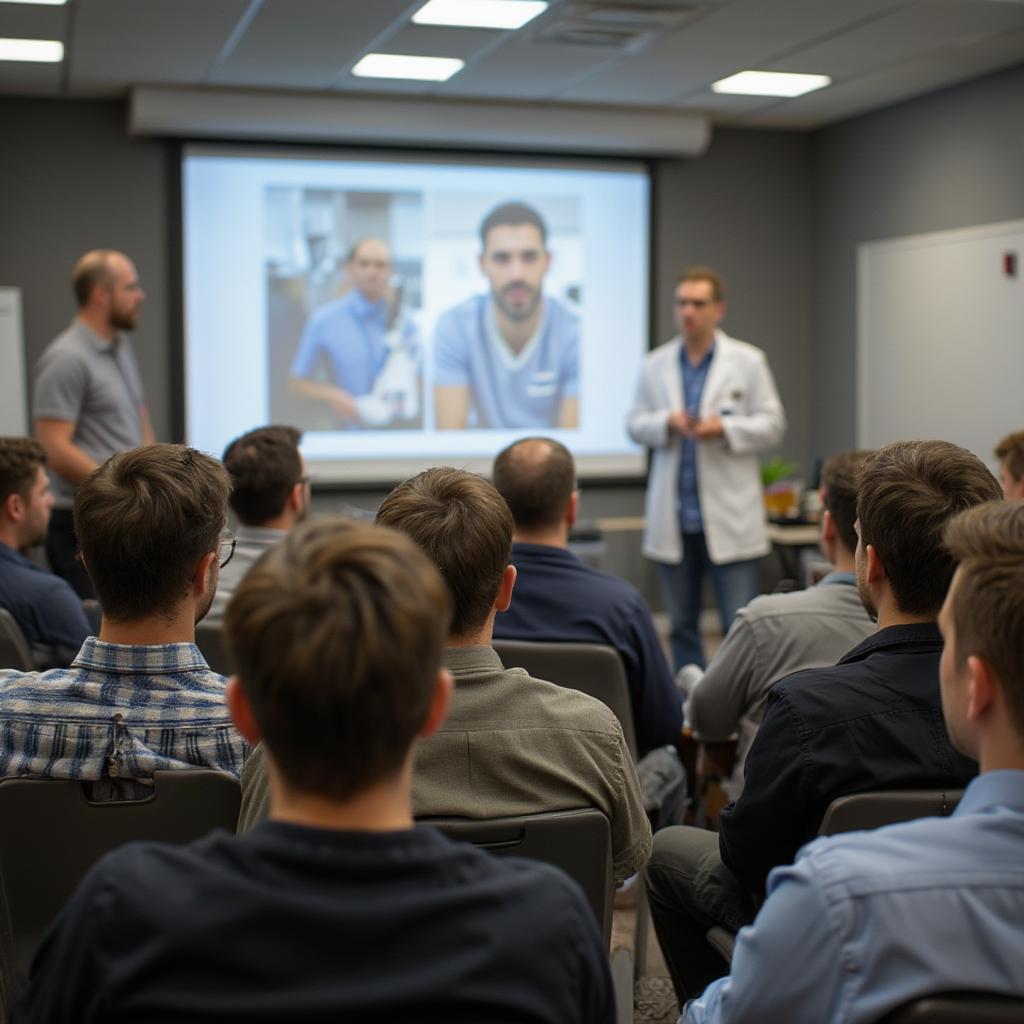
[434,201,579,430]
[685,498,1024,1024]
[290,238,419,429]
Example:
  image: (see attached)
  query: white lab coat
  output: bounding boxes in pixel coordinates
[628,330,786,565]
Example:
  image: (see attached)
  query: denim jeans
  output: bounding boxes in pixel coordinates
[656,532,761,671]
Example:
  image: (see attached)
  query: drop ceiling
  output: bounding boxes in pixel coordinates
[1,0,1023,129]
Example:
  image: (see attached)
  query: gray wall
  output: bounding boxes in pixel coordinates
[809,61,1024,458]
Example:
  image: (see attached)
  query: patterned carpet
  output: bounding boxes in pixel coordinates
[633,975,680,1024]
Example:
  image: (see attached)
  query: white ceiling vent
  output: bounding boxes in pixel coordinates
[532,3,700,51]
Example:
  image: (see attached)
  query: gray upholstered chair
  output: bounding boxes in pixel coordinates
[0,608,33,672]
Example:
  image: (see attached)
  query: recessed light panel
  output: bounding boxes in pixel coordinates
[413,0,548,30]
[712,71,830,98]
[0,1,67,6]
[352,53,465,82]
[0,37,64,62]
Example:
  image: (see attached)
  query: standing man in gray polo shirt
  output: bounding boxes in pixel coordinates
[33,250,155,597]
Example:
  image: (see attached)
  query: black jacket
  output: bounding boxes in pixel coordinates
[718,623,977,898]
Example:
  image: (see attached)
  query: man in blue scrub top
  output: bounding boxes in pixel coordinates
[434,201,579,430]
[290,238,419,428]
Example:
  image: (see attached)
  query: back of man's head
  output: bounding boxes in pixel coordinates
[820,449,873,555]
[74,444,230,621]
[225,517,451,801]
[72,249,118,308]
[994,429,1024,497]
[943,501,1024,739]
[375,467,513,637]
[492,437,575,532]
[0,437,46,510]
[222,425,303,527]
[857,440,1001,617]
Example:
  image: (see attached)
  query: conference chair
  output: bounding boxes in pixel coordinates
[0,770,241,980]
[491,640,639,759]
[195,620,233,675]
[880,992,1024,1022]
[0,609,33,672]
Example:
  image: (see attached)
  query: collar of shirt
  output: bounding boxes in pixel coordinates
[0,542,43,572]
[510,541,580,567]
[72,317,123,355]
[348,290,388,322]
[442,644,506,677]
[955,770,1024,817]
[71,636,212,675]
[819,571,857,587]
[679,339,716,374]
[838,621,941,665]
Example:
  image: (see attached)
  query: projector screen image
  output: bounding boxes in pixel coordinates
[183,145,650,483]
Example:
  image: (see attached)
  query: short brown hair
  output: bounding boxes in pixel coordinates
[0,438,46,505]
[944,501,1024,736]
[857,440,1001,617]
[492,437,575,531]
[675,266,725,303]
[375,467,512,637]
[995,430,1024,483]
[222,425,303,526]
[72,250,118,308]
[225,518,450,800]
[74,444,230,621]
[820,449,873,555]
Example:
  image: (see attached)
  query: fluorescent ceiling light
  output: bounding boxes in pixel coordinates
[712,71,830,98]
[0,1,67,5]
[413,0,547,30]
[352,53,464,81]
[0,37,63,62]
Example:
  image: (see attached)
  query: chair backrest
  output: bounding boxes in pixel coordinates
[422,808,614,945]
[881,992,1024,1023]
[195,620,233,675]
[0,609,33,672]
[819,789,964,836]
[491,640,638,759]
[0,770,241,977]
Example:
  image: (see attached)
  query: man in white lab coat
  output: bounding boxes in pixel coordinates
[628,267,786,670]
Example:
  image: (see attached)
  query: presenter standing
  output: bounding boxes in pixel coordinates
[33,250,154,598]
[628,267,785,670]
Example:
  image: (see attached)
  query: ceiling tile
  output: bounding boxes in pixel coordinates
[377,23,505,60]
[557,53,739,104]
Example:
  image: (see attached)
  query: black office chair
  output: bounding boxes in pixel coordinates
[195,620,233,675]
[880,991,1024,1022]
[491,640,639,759]
[0,609,33,672]
[0,770,241,979]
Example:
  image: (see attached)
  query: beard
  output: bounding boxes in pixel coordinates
[494,282,541,323]
[856,567,878,621]
[109,305,139,332]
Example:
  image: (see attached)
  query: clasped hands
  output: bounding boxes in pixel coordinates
[668,410,724,440]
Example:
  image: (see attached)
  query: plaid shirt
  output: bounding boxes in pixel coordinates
[0,637,247,795]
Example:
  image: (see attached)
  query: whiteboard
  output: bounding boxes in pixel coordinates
[857,219,1024,467]
[0,288,27,436]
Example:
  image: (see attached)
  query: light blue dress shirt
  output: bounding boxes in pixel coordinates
[676,343,714,533]
[291,290,417,397]
[433,294,579,429]
[687,770,1024,1023]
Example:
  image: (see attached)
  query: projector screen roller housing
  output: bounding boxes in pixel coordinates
[182,144,650,483]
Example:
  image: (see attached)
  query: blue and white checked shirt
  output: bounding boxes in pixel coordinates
[0,637,247,797]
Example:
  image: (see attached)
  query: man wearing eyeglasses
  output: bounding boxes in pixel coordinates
[628,267,786,672]
[0,444,247,799]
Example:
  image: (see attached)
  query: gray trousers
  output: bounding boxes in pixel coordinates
[645,825,756,1004]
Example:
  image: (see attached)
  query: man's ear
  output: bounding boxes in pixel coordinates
[865,543,886,585]
[287,480,304,512]
[226,676,263,745]
[821,508,837,544]
[494,564,517,613]
[965,654,996,724]
[193,550,218,598]
[418,668,453,740]
[566,490,579,529]
[2,492,21,524]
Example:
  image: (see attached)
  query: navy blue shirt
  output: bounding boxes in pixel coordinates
[494,542,682,757]
[0,543,91,666]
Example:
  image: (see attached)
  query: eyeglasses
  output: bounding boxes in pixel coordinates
[218,532,236,570]
[675,298,711,309]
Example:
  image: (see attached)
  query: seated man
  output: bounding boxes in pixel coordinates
[647,439,999,1003]
[0,444,247,797]
[683,449,876,793]
[239,468,651,884]
[995,428,1024,500]
[206,424,309,623]
[0,437,91,667]
[684,499,1024,1023]
[12,519,614,1022]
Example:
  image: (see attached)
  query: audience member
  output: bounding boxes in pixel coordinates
[492,436,682,758]
[0,438,91,667]
[33,249,155,597]
[995,428,1024,500]
[206,425,309,623]
[0,444,246,798]
[239,467,651,883]
[647,439,999,1003]
[684,498,1024,1022]
[682,450,876,792]
[11,518,614,1022]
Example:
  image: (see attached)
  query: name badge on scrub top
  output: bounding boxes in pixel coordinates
[526,369,557,398]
